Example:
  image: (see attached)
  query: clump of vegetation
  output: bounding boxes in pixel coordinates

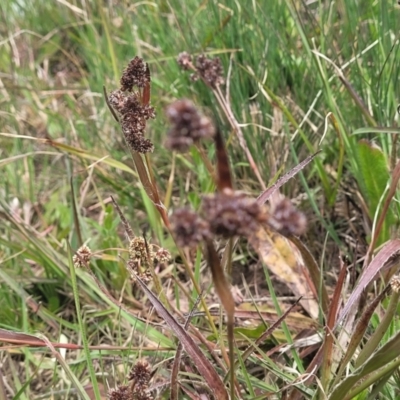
[2,1,400,399]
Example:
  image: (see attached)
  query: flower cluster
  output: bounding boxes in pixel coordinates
[177,52,224,88]
[267,197,307,236]
[127,237,171,282]
[202,189,267,238]
[171,192,307,248]
[120,56,150,91]
[108,57,155,153]
[72,244,92,268]
[165,99,215,151]
[170,208,212,248]
[108,359,153,400]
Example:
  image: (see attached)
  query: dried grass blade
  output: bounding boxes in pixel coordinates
[336,239,400,328]
[320,257,348,389]
[257,151,321,205]
[134,273,229,400]
[239,299,300,365]
[170,296,202,400]
[289,235,329,315]
[110,196,135,241]
[334,286,389,383]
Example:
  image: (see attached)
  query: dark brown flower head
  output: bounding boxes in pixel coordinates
[165,99,215,151]
[121,56,149,91]
[125,134,154,154]
[128,359,151,388]
[108,90,155,153]
[108,385,132,400]
[73,244,92,268]
[120,95,156,121]
[201,189,267,238]
[177,52,193,70]
[194,54,224,88]
[170,207,211,247]
[267,197,307,236]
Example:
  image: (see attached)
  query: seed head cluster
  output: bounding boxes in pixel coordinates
[128,359,152,396]
[120,56,150,91]
[267,197,307,236]
[202,189,267,238]
[171,191,307,247]
[170,208,212,248]
[165,99,215,151]
[127,237,171,282]
[108,359,152,400]
[108,385,131,400]
[73,244,92,268]
[177,52,224,88]
[194,54,225,88]
[177,51,193,70]
[108,57,155,153]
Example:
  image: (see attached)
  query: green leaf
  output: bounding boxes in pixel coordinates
[356,140,394,244]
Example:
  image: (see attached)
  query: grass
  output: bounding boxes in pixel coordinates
[1,0,400,399]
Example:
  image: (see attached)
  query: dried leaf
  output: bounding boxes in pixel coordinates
[336,239,400,328]
[249,226,319,318]
[257,151,321,205]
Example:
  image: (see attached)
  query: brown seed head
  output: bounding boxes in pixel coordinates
[201,189,266,238]
[108,90,155,153]
[121,56,150,91]
[177,52,193,70]
[73,245,92,268]
[128,359,151,387]
[195,54,224,88]
[108,385,133,400]
[165,99,215,151]
[268,197,307,236]
[122,125,154,153]
[170,207,211,247]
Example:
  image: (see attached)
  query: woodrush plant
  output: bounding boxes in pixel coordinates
[84,55,312,399]
[3,2,400,399]
[99,54,400,400]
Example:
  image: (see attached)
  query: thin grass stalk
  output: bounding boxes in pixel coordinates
[68,243,101,400]
[170,295,202,400]
[205,239,237,400]
[175,246,228,364]
[327,113,345,207]
[131,151,170,228]
[214,85,266,190]
[195,143,217,180]
[164,153,176,210]
[262,263,305,373]
[96,0,119,83]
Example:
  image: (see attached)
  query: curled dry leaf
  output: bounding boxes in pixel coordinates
[248,226,319,319]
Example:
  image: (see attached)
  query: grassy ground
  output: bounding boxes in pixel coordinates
[1,0,400,399]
